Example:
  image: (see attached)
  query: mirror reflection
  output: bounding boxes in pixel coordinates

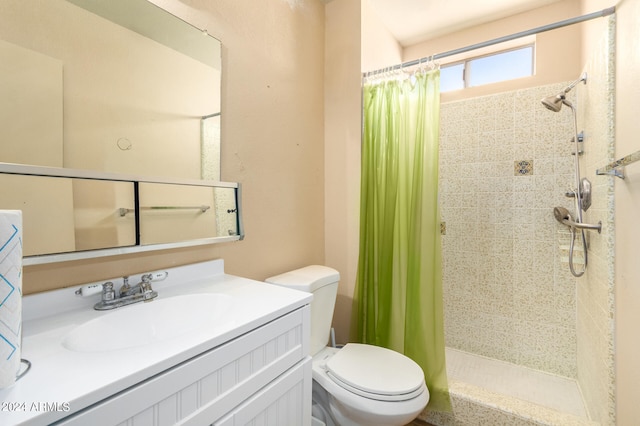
[138,183,239,245]
[0,0,221,180]
[0,165,242,263]
[0,174,136,256]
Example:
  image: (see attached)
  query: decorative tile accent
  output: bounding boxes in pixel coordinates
[514,160,534,176]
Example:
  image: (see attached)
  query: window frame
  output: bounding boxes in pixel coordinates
[440,43,535,92]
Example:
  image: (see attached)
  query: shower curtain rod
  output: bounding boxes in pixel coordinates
[363,6,615,76]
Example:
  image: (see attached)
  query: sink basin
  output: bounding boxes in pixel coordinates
[62,293,234,352]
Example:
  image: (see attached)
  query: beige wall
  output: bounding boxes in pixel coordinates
[1,175,76,256]
[0,0,216,180]
[0,39,63,167]
[22,0,326,294]
[324,0,405,345]
[361,0,402,72]
[324,0,362,345]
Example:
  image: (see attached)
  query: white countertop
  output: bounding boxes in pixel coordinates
[0,259,312,425]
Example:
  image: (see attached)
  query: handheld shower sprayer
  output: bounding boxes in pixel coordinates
[553,204,602,278]
[553,206,572,224]
[554,206,586,277]
[541,73,587,112]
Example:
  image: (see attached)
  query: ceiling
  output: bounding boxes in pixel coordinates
[366,0,564,46]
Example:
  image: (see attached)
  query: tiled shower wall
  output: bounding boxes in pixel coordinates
[439,84,581,378]
[437,16,615,426]
[438,17,616,425]
[576,16,615,426]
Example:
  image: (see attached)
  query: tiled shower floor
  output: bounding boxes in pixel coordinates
[445,348,589,419]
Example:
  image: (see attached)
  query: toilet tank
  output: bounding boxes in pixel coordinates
[266,265,340,356]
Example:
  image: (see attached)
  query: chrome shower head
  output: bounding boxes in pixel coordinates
[541,73,587,112]
[541,94,565,112]
[553,206,572,224]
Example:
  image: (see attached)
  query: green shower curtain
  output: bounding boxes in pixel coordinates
[352,69,450,412]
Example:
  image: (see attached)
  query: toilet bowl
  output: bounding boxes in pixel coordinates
[266,266,429,426]
[312,345,429,426]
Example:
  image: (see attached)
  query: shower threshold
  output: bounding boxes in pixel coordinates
[423,347,600,425]
[445,347,589,418]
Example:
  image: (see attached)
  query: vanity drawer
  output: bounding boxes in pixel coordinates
[214,356,311,426]
[56,306,310,426]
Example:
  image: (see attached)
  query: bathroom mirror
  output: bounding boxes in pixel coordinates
[1,173,77,256]
[138,183,240,245]
[0,0,221,180]
[0,163,242,265]
[0,0,231,263]
[0,173,137,257]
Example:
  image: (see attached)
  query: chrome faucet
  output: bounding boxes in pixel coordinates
[93,274,158,310]
[119,275,133,297]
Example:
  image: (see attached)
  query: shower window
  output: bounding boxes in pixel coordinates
[440,44,535,91]
[440,63,465,92]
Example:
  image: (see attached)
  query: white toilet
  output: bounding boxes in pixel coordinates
[266,265,429,426]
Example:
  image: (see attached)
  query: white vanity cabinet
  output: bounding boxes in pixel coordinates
[56,307,312,426]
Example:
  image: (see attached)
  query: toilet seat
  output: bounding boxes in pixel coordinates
[312,345,430,426]
[325,343,425,402]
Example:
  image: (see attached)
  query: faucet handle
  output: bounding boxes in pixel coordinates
[101,282,116,302]
[139,274,158,301]
[75,283,102,297]
[75,281,114,298]
[140,274,153,293]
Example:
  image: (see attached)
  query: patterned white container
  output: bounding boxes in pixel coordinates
[0,210,22,388]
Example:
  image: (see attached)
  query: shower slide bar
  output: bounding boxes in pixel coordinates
[362,7,615,76]
[119,205,211,216]
[596,149,640,179]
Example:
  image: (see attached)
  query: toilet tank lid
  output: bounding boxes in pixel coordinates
[265,265,340,292]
